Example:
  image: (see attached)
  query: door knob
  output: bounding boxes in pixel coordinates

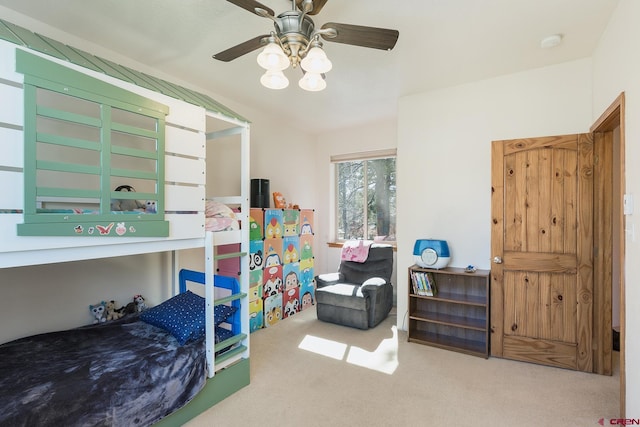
[493,256,503,264]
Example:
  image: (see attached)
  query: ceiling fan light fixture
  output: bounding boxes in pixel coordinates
[215,0,399,94]
[257,41,289,71]
[300,46,332,74]
[260,69,289,90]
[299,72,326,92]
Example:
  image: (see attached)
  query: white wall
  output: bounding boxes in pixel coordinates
[592,0,640,416]
[0,253,172,343]
[248,116,317,210]
[396,58,593,330]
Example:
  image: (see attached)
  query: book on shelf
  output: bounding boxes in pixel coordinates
[425,272,437,296]
[410,270,422,295]
[420,272,433,296]
[411,270,435,296]
[410,270,420,295]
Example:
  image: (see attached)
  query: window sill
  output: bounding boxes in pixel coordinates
[327,241,397,251]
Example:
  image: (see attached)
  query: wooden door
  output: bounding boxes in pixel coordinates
[490,134,593,371]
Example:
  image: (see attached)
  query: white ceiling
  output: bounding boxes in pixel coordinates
[0,0,619,134]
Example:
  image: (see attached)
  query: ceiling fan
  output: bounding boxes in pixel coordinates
[213,0,399,91]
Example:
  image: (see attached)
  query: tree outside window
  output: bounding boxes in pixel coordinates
[335,156,396,242]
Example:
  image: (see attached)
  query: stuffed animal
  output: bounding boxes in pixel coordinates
[110,185,146,212]
[134,294,147,312]
[89,301,107,324]
[116,301,137,316]
[105,300,124,321]
[145,200,157,214]
[272,191,286,208]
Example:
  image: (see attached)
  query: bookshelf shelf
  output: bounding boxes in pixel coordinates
[410,309,487,331]
[408,265,490,358]
[412,291,487,306]
[408,329,487,357]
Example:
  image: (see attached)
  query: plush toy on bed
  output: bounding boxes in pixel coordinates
[116,301,137,316]
[110,185,146,212]
[145,200,157,214]
[105,300,124,321]
[89,301,107,324]
[204,200,239,232]
[134,294,147,312]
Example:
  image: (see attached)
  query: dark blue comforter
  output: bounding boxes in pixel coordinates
[0,315,206,427]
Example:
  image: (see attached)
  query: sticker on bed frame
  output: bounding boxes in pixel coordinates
[19,220,169,237]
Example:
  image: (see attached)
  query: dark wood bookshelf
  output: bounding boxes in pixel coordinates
[408,265,490,358]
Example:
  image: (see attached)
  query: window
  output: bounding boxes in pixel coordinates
[332,149,396,242]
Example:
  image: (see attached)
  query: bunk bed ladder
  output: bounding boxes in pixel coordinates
[204,120,251,378]
[204,231,250,375]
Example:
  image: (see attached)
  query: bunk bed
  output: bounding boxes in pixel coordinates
[0,23,251,426]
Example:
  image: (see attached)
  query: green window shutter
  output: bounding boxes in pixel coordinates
[16,50,169,237]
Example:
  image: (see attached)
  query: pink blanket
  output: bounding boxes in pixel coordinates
[341,240,374,263]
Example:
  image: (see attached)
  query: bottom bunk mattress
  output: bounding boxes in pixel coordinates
[0,315,207,427]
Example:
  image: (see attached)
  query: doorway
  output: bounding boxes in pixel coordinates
[590,92,625,416]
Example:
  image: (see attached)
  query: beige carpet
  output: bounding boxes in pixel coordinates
[186,307,619,427]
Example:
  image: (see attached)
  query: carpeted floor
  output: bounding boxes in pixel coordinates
[186,307,619,427]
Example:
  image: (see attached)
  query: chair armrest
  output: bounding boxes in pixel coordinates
[360,277,388,300]
[316,272,343,288]
[360,278,393,328]
[361,277,387,289]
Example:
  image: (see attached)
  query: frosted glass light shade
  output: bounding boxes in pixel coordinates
[299,72,326,91]
[260,70,289,89]
[257,42,289,71]
[300,47,332,74]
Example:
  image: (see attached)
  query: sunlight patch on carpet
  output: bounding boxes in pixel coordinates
[346,326,398,374]
[298,326,399,374]
[298,335,348,360]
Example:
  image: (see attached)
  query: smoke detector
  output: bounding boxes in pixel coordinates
[540,34,563,49]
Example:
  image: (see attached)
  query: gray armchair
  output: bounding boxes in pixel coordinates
[315,243,394,329]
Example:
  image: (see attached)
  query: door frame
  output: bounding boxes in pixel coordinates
[590,92,626,416]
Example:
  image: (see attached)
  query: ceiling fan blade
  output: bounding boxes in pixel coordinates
[226,0,274,17]
[295,0,329,15]
[213,35,269,62]
[320,23,399,50]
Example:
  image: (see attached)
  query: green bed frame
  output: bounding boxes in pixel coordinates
[154,358,250,426]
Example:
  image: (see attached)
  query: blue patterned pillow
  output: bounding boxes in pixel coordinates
[214,326,234,344]
[215,304,238,327]
[215,326,234,355]
[140,291,239,345]
[140,291,205,345]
